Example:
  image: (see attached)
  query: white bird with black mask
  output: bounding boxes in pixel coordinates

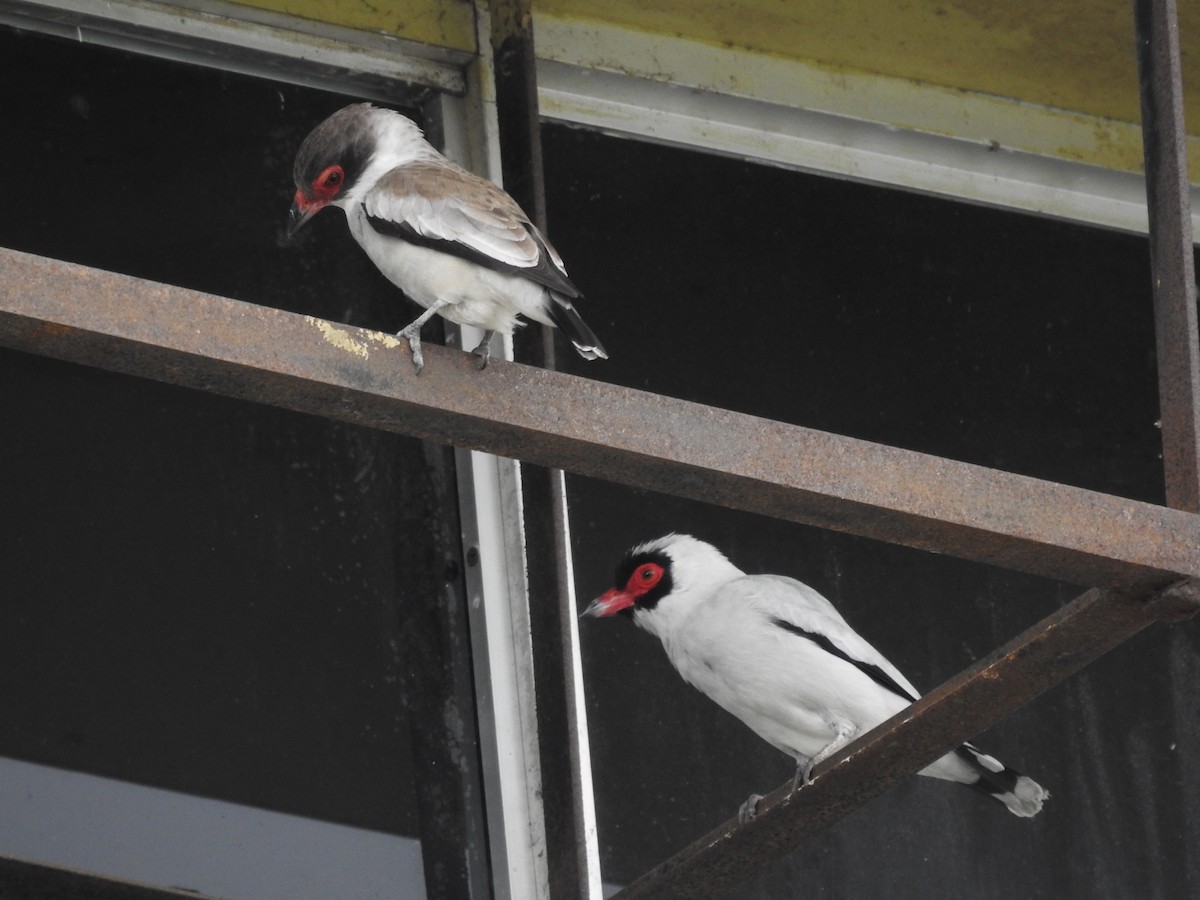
[584,534,1047,822]
[288,103,607,372]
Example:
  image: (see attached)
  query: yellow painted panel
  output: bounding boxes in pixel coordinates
[537,0,1200,129]
[228,0,477,52]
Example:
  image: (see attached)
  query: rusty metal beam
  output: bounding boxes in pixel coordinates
[609,579,1200,900]
[1134,0,1200,513]
[2,247,1199,592]
[0,854,208,899]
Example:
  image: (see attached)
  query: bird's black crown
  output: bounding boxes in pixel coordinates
[293,104,376,196]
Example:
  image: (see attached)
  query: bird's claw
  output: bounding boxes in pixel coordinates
[470,331,495,370]
[398,327,424,374]
[737,794,764,825]
[791,761,815,793]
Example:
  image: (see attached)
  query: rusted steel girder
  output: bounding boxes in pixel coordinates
[1,246,1198,592]
[1134,0,1200,514]
[0,854,205,900]
[610,580,1200,900]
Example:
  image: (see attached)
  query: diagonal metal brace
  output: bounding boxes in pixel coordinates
[611,579,1188,899]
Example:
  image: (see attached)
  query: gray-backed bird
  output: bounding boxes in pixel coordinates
[288,103,607,372]
[585,534,1047,822]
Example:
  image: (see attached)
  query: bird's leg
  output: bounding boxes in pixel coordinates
[794,722,858,791]
[739,725,861,823]
[470,330,496,369]
[737,794,764,825]
[396,300,451,374]
[791,761,810,793]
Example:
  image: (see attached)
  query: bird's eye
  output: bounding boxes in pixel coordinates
[630,563,663,592]
[311,164,345,199]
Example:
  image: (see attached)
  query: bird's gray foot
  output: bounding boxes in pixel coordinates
[396,300,451,374]
[737,793,764,825]
[791,761,813,792]
[795,724,856,789]
[397,325,424,374]
[470,331,495,369]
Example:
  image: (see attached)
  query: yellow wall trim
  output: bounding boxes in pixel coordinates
[535,12,1200,177]
[227,0,477,53]
[534,0,1200,131]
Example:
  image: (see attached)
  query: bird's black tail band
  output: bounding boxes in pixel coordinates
[955,745,1048,817]
[548,294,608,360]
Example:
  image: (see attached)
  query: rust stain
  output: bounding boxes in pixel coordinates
[32,322,73,339]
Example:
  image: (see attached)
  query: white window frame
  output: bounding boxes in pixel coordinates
[533,14,1200,238]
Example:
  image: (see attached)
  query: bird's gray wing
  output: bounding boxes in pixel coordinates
[362,160,581,298]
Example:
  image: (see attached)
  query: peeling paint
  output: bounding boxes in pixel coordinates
[306,316,371,358]
[366,329,403,350]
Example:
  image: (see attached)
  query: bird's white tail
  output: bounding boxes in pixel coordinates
[957,744,1048,817]
[995,773,1049,817]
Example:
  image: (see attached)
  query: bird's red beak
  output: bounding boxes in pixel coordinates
[287,189,326,239]
[583,588,636,618]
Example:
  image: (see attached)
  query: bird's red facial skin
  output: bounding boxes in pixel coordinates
[310,164,346,202]
[291,188,321,216]
[628,562,665,595]
[586,562,665,617]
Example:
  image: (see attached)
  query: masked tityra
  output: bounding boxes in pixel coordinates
[287,103,608,372]
[584,534,1047,821]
